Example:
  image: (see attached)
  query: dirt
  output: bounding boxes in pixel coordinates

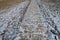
[0,0,26,8]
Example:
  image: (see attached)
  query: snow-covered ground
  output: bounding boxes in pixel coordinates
[0,0,60,40]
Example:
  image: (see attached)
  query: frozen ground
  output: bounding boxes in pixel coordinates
[0,0,60,40]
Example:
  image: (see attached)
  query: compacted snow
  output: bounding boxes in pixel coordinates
[0,0,60,40]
